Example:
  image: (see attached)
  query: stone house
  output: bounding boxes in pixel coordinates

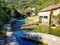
[38,4,60,26]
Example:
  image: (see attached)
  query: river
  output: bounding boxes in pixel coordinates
[8,18,43,45]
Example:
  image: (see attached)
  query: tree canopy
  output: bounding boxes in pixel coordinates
[3,0,60,14]
[0,0,60,29]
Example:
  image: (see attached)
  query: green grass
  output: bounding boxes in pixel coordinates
[50,26,60,37]
[21,25,60,37]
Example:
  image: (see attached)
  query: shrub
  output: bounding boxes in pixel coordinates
[51,23,56,27]
[1,30,6,36]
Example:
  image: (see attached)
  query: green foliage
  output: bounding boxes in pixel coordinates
[0,0,60,36]
[49,26,60,37]
[2,0,60,15]
[22,25,60,37]
[1,30,6,36]
[57,13,60,19]
[0,1,10,29]
[51,23,56,27]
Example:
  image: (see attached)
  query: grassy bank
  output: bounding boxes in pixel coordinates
[21,25,60,37]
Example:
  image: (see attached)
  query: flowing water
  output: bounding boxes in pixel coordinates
[8,19,43,45]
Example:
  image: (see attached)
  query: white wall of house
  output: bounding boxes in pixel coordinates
[38,8,60,25]
[38,11,50,25]
[53,8,60,16]
[52,8,60,25]
[38,11,50,16]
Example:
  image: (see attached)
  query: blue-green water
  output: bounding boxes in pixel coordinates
[13,19,41,45]
[14,31,40,45]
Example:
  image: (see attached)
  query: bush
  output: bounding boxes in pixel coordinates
[51,23,56,27]
[1,30,6,36]
[49,26,60,37]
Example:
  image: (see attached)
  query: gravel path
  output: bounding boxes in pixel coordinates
[28,32,60,45]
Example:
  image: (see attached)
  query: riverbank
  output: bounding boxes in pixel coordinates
[21,24,60,37]
[27,32,60,45]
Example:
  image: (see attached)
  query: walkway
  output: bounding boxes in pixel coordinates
[28,32,60,45]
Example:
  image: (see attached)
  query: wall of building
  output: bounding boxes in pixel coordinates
[52,8,60,25]
[53,8,60,16]
[38,11,50,25]
[38,8,60,25]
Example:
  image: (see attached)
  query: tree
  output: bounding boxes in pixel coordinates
[0,1,10,29]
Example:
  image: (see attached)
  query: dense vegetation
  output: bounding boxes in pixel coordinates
[0,0,60,36]
[3,0,60,14]
[0,0,24,30]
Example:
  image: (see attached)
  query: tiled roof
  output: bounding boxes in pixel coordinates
[40,4,60,12]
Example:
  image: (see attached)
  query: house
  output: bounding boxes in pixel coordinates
[38,4,60,26]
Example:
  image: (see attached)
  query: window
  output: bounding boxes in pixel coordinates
[39,16,43,23]
[44,16,48,18]
[39,16,43,18]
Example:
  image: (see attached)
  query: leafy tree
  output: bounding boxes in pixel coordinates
[0,1,10,29]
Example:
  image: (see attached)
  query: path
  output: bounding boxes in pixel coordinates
[28,32,60,45]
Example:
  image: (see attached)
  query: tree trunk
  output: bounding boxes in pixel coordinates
[48,10,53,34]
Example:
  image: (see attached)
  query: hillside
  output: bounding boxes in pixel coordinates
[3,0,60,14]
[0,0,60,29]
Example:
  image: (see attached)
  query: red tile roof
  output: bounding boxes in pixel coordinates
[40,4,60,12]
